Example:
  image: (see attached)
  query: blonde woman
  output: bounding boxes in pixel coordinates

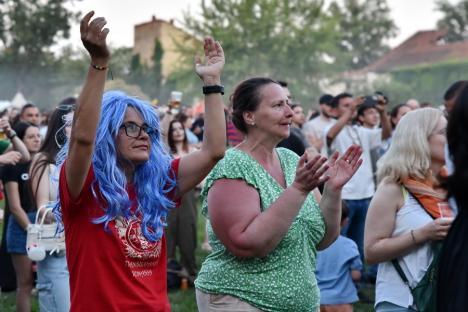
[364,108,452,311]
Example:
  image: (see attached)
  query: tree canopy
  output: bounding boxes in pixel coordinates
[436,0,468,42]
[0,0,80,106]
[329,0,397,70]
[178,0,397,106]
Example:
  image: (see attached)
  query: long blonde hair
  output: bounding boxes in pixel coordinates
[377,108,443,184]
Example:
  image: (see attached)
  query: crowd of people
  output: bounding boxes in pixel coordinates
[0,10,467,312]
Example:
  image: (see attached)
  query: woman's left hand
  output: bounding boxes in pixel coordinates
[195,37,225,85]
[325,145,363,190]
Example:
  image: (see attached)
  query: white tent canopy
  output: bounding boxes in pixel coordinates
[11,92,28,109]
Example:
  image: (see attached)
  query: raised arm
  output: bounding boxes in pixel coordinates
[375,95,392,140]
[208,154,329,258]
[326,97,364,147]
[176,37,226,196]
[65,11,110,199]
[0,118,30,162]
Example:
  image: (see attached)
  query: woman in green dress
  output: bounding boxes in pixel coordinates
[195,77,363,312]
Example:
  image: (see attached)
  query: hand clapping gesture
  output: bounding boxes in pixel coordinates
[195,37,225,85]
[325,145,363,190]
[292,154,330,195]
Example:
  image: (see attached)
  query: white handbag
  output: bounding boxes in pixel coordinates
[26,205,65,261]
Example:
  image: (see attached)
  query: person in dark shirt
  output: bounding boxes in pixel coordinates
[4,121,41,311]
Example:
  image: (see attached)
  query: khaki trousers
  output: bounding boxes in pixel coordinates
[196,289,264,312]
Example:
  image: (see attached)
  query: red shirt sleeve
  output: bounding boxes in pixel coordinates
[59,160,95,217]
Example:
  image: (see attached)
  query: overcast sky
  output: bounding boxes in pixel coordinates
[64,0,456,49]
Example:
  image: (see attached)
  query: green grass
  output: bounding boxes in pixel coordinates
[0,198,375,312]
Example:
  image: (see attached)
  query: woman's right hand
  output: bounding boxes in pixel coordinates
[291,154,329,195]
[80,11,110,64]
[417,217,454,242]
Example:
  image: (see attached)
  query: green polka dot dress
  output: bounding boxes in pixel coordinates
[195,147,325,312]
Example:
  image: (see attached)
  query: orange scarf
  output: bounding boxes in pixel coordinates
[402,175,452,219]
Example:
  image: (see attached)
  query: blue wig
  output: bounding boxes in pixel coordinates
[55,90,176,242]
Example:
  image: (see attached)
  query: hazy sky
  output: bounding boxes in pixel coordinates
[64,0,456,49]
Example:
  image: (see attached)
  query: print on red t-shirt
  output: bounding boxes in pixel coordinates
[115,214,163,278]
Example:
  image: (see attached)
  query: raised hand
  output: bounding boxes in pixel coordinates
[352,96,365,111]
[195,37,225,85]
[292,154,330,195]
[325,145,362,190]
[80,11,110,63]
[375,94,388,113]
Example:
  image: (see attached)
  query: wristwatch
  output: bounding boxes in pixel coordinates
[202,85,224,95]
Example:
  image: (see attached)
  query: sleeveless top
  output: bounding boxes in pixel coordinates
[195,147,325,312]
[375,189,434,309]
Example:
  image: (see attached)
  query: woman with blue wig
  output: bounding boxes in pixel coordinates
[57,11,226,311]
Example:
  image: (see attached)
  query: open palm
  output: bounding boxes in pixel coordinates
[195,37,225,80]
[326,145,362,190]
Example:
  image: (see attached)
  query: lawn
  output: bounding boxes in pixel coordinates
[0,199,375,312]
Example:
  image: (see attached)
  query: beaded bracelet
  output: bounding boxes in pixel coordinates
[91,63,108,71]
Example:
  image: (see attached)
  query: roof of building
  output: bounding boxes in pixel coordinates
[363,29,468,73]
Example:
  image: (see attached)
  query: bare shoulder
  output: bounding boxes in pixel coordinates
[374,178,404,209]
[30,152,46,170]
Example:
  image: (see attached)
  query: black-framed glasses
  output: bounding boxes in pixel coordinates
[120,122,155,138]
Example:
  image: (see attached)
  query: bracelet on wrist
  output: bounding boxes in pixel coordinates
[91,63,108,71]
[202,85,224,95]
[7,130,16,140]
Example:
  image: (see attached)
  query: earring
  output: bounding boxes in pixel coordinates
[251,121,255,126]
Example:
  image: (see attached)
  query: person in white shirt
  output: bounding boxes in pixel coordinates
[302,94,335,156]
[325,92,391,280]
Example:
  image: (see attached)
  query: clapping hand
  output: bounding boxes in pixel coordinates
[325,145,363,191]
[292,154,330,195]
[195,37,225,85]
[80,11,110,64]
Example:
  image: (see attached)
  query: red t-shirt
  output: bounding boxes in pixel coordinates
[59,159,180,312]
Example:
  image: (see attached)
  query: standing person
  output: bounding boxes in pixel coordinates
[166,120,198,282]
[16,103,41,127]
[437,83,468,311]
[302,94,335,156]
[378,103,411,157]
[316,203,362,312]
[325,92,391,274]
[4,122,41,312]
[57,12,225,311]
[175,112,199,145]
[29,101,75,312]
[195,77,363,311]
[357,102,379,129]
[364,108,452,311]
[443,80,468,116]
[0,118,31,293]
